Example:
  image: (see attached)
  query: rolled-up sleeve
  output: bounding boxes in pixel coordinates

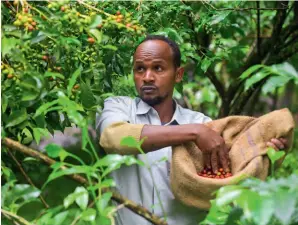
[96,97,144,155]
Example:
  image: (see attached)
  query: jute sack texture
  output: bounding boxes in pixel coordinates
[170,108,295,210]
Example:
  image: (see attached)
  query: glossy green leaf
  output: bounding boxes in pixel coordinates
[34,100,59,118]
[274,190,296,225]
[33,128,51,145]
[45,144,63,158]
[201,58,212,73]
[89,29,102,43]
[210,11,231,25]
[67,68,82,97]
[1,37,20,56]
[45,71,65,80]
[89,15,102,28]
[74,186,89,210]
[262,76,291,94]
[103,45,118,51]
[120,136,140,148]
[51,210,69,225]
[80,82,96,109]
[267,148,285,164]
[239,64,264,79]
[5,109,27,128]
[98,192,112,213]
[81,208,97,221]
[244,71,270,91]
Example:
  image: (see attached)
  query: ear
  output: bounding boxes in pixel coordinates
[175,67,184,83]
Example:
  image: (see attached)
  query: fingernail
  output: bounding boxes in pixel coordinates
[267,142,270,146]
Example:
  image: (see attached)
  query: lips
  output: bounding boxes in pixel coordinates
[141,86,156,91]
[141,86,157,93]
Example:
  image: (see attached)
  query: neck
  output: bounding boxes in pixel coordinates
[153,97,175,124]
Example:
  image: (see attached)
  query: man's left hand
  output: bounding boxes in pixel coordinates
[267,138,288,151]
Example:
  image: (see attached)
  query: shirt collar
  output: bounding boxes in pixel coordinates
[136,97,187,125]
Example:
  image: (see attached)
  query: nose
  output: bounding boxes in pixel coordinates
[142,69,155,82]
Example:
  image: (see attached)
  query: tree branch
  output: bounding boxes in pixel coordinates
[7,150,49,209]
[182,1,226,103]
[226,1,290,115]
[1,209,33,225]
[2,137,168,225]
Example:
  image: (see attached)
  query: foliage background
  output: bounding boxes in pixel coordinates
[1,1,298,225]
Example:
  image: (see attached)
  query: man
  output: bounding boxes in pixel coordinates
[96,35,287,225]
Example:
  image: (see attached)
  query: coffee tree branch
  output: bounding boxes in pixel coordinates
[2,137,168,225]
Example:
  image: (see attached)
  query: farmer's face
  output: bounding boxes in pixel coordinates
[133,40,183,106]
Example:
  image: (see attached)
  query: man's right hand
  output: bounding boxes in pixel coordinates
[194,124,230,173]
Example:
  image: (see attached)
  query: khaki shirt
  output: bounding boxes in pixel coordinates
[96,96,212,225]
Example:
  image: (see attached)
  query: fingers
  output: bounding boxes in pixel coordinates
[219,145,230,172]
[266,141,279,151]
[203,153,211,169]
[279,138,288,148]
[211,150,218,173]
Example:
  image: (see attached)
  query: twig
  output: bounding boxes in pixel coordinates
[7,150,49,209]
[201,0,288,11]
[1,209,34,225]
[2,137,168,225]
[256,1,261,57]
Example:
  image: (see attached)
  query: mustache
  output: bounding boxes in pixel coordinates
[141,85,157,91]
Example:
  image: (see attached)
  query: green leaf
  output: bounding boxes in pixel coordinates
[2,95,8,113]
[80,82,96,109]
[31,32,47,44]
[120,136,140,148]
[267,148,285,164]
[5,109,27,128]
[33,128,51,145]
[244,71,270,91]
[89,15,102,28]
[102,45,118,51]
[210,11,231,25]
[67,68,82,97]
[52,210,69,225]
[216,189,243,207]
[45,144,63,158]
[45,71,65,80]
[98,192,112,213]
[239,64,264,80]
[201,58,212,73]
[94,155,126,167]
[1,37,20,56]
[34,100,59,118]
[74,187,89,210]
[274,190,296,225]
[101,179,116,188]
[81,208,97,222]
[262,76,291,94]
[89,29,102,43]
[4,184,41,208]
[45,166,91,187]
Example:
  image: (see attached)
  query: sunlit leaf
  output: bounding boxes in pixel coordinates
[120,136,140,148]
[75,186,89,210]
[267,148,285,164]
[67,68,82,97]
[81,208,97,221]
[239,64,264,80]
[45,144,63,158]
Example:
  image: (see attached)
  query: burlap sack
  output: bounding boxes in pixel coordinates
[170,108,295,210]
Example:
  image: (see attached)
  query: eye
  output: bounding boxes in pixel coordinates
[135,66,145,72]
[155,65,163,72]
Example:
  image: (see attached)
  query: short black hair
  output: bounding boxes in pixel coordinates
[134,35,181,68]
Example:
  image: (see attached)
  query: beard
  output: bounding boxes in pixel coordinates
[140,93,168,106]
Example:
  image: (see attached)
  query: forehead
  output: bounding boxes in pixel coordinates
[134,40,173,64]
